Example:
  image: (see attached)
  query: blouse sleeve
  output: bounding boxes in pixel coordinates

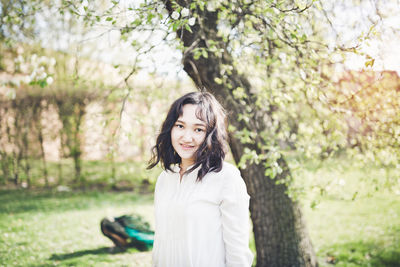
[220,167,254,267]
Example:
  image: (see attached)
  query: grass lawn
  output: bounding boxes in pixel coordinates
[1,160,400,266]
[305,193,400,267]
[0,190,154,267]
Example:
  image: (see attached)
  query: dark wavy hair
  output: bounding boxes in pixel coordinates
[147,92,228,181]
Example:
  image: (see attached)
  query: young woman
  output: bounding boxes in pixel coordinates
[148,92,253,267]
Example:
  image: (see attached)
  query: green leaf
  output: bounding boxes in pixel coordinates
[193,49,202,60]
[184,23,192,33]
[147,13,155,23]
[365,58,375,68]
[214,77,223,84]
[132,19,142,26]
[202,49,208,58]
[198,1,205,11]
[38,80,47,88]
[171,21,179,31]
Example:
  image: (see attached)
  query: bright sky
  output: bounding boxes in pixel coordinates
[346,34,400,74]
[335,0,400,75]
[35,0,400,78]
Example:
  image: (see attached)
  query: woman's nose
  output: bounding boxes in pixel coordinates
[182,130,193,141]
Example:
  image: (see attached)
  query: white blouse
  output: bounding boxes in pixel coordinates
[152,162,253,267]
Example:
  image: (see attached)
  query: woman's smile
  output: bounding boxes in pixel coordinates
[180,143,195,150]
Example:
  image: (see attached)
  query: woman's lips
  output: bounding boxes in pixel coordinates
[180,144,195,150]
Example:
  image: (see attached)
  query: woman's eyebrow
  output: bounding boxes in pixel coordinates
[176,119,206,127]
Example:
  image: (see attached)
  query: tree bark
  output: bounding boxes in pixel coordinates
[165,2,318,266]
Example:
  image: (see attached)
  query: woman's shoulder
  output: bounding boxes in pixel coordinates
[222,161,240,173]
[213,161,241,180]
[218,162,249,199]
[156,167,176,181]
[159,167,178,177]
[155,168,178,190]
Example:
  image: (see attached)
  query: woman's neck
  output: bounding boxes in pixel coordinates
[179,160,194,179]
[180,160,194,172]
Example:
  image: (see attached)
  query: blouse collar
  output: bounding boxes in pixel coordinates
[171,163,201,175]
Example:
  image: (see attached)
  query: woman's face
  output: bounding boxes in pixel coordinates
[171,104,207,168]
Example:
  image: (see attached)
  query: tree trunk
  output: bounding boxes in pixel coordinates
[38,127,49,187]
[72,102,85,184]
[165,3,318,266]
[36,103,49,187]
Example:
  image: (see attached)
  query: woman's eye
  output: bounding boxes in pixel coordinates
[195,128,204,133]
[175,124,184,128]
